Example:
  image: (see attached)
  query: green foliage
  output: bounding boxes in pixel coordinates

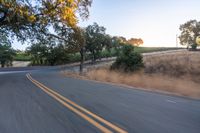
[100,50,112,58]
[191,44,197,50]
[27,43,71,66]
[111,37,125,56]
[0,33,15,67]
[111,45,144,72]
[85,23,112,63]
[0,44,16,67]
[0,0,92,42]
[14,52,31,61]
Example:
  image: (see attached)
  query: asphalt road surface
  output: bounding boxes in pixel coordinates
[0,67,200,133]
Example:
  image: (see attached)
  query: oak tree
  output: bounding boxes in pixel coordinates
[0,0,92,41]
[128,38,143,46]
[179,20,200,50]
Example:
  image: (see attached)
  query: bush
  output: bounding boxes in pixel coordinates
[111,45,144,72]
[14,53,31,61]
[191,44,197,50]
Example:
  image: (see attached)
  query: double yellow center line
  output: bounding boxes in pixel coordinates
[26,73,127,133]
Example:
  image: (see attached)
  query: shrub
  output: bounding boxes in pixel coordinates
[191,44,197,50]
[14,53,31,61]
[111,45,144,72]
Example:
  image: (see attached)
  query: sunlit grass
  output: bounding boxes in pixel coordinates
[64,50,200,99]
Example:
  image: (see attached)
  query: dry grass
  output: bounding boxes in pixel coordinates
[143,51,200,83]
[63,51,200,99]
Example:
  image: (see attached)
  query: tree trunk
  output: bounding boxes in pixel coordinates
[40,59,43,65]
[80,47,85,74]
[1,61,5,68]
[91,51,96,64]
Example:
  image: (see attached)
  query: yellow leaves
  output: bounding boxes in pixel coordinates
[61,6,77,27]
[58,0,69,4]
[23,10,29,16]
[68,0,74,3]
[18,9,23,16]
[41,0,78,27]
[0,0,6,4]
[1,0,91,28]
[196,36,200,46]
[0,0,13,8]
[63,7,73,16]
[28,15,36,22]
[41,18,48,25]
[58,0,64,3]
[16,7,35,22]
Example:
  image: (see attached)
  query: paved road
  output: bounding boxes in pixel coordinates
[0,68,200,133]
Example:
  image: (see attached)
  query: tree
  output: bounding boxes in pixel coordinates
[46,44,69,66]
[117,36,127,44]
[111,36,127,56]
[27,43,48,65]
[0,33,15,67]
[111,45,143,72]
[85,22,112,63]
[52,23,86,72]
[0,0,92,27]
[0,0,92,42]
[27,42,70,66]
[128,38,143,46]
[179,20,200,50]
[1,0,92,71]
[67,27,86,72]
[27,25,86,72]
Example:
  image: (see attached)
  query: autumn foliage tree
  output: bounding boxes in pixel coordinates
[0,0,92,71]
[0,0,92,41]
[128,38,143,46]
[0,0,92,26]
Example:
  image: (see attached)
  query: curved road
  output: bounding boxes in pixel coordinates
[0,67,200,133]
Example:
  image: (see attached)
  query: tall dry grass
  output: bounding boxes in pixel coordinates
[84,51,200,98]
[143,51,200,82]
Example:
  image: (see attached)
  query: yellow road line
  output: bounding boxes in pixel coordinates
[27,73,128,133]
[27,74,127,133]
[26,74,113,133]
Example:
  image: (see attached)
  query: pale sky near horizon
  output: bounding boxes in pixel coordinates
[79,0,200,47]
[13,0,200,50]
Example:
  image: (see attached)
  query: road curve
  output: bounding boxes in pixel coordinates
[0,69,200,133]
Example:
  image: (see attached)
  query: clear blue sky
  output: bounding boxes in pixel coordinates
[13,0,200,50]
[79,0,200,47]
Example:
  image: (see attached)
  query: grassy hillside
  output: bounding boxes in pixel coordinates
[134,47,183,53]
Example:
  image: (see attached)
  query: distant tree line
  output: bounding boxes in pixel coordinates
[26,22,144,70]
[0,0,145,71]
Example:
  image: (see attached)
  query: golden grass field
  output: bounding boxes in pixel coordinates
[64,51,200,99]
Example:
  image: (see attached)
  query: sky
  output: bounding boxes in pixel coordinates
[13,0,200,50]
[79,0,200,47]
